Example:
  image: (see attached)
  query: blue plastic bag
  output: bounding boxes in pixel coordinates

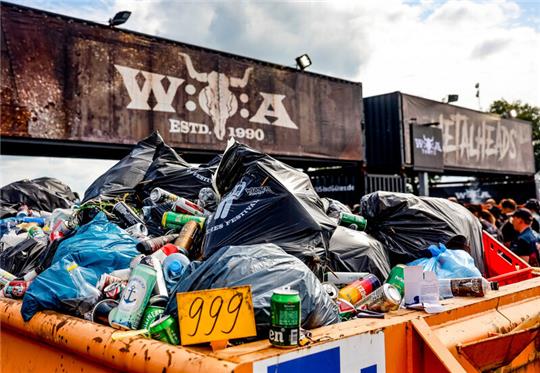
[21,212,139,321]
[407,244,481,279]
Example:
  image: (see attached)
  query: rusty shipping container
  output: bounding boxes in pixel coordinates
[0,2,364,161]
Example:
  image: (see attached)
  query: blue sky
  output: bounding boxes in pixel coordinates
[1,0,539,194]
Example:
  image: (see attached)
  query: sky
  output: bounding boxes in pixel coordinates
[1,0,540,195]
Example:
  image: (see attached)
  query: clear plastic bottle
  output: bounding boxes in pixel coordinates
[66,262,101,315]
[438,277,499,298]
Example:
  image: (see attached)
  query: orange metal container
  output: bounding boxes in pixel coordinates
[2,277,539,373]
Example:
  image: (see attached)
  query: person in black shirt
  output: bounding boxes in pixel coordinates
[509,208,539,265]
[498,199,518,247]
[524,199,540,233]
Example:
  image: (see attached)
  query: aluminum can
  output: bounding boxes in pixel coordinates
[149,295,169,307]
[96,273,123,292]
[162,212,205,229]
[149,315,180,345]
[322,282,339,300]
[338,212,367,231]
[386,264,406,296]
[336,298,357,321]
[125,223,149,239]
[150,188,180,204]
[2,280,30,298]
[338,274,380,305]
[140,305,165,330]
[103,281,126,300]
[112,201,145,228]
[91,299,119,326]
[28,226,47,241]
[171,197,206,217]
[0,268,16,288]
[356,283,402,312]
[136,234,178,255]
[110,263,157,330]
[269,287,301,348]
[173,220,199,251]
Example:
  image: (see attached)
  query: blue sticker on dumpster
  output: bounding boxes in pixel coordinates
[253,332,385,373]
[267,347,340,373]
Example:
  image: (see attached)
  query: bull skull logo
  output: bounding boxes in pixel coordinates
[179,53,253,140]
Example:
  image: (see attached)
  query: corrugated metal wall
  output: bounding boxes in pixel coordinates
[364,92,403,173]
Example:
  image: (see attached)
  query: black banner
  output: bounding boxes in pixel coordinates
[411,125,444,172]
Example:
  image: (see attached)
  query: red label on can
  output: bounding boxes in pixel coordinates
[4,280,29,298]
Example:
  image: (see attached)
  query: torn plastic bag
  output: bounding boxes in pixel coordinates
[360,192,485,274]
[142,201,175,237]
[82,132,165,203]
[138,146,218,202]
[164,244,339,338]
[22,212,139,321]
[0,238,47,277]
[203,140,336,268]
[1,177,78,211]
[407,244,482,279]
[327,226,391,281]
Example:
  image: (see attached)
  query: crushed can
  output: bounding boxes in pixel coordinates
[2,280,30,298]
[149,315,180,345]
[356,283,402,312]
[140,305,165,330]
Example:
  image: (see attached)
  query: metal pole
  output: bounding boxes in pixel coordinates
[418,172,429,196]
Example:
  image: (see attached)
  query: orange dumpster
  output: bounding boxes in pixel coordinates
[2,276,539,373]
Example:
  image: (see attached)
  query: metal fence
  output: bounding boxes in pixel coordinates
[364,174,406,194]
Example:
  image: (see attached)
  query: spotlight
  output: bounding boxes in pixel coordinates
[109,11,131,27]
[295,54,312,71]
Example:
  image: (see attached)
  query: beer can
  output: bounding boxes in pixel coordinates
[173,220,199,252]
[112,202,145,228]
[150,188,180,204]
[96,274,123,292]
[269,287,301,348]
[103,281,126,300]
[2,280,29,298]
[338,274,380,305]
[172,197,206,217]
[140,305,165,330]
[110,263,157,330]
[338,212,367,231]
[149,315,180,345]
[125,223,149,239]
[149,295,169,308]
[0,268,16,288]
[162,212,205,229]
[322,282,339,300]
[386,264,406,296]
[136,234,178,255]
[91,299,119,326]
[28,226,47,241]
[336,298,357,321]
[356,284,402,312]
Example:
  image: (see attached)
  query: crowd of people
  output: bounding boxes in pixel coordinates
[452,197,540,266]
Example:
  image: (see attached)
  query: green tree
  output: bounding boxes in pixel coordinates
[489,99,540,171]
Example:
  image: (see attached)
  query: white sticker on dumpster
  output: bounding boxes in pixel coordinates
[252,332,385,373]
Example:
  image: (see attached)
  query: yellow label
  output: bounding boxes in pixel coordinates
[177,286,257,345]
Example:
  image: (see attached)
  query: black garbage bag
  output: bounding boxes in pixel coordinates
[82,132,165,202]
[360,192,485,274]
[323,198,352,218]
[1,177,78,211]
[0,238,47,277]
[138,144,218,202]
[164,244,339,339]
[327,227,391,281]
[203,140,336,269]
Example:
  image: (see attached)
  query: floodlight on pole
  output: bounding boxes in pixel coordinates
[109,11,131,27]
[295,54,312,70]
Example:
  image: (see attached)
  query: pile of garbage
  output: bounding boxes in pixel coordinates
[0,132,493,348]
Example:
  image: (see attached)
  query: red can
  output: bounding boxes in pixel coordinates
[171,197,205,217]
[3,280,30,299]
[103,281,126,300]
[96,274,123,292]
[337,274,381,305]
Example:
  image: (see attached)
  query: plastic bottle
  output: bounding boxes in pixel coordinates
[438,277,499,298]
[66,262,101,315]
[162,253,190,288]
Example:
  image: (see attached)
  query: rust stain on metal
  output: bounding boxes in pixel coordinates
[0,2,363,161]
[92,336,103,343]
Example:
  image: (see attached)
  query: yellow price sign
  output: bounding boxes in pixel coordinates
[177,285,257,345]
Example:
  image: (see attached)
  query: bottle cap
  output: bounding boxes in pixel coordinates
[161,243,179,256]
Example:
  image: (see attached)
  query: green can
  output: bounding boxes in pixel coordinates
[149,315,180,345]
[162,211,206,229]
[338,212,367,231]
[386,264,405,296]
[269,287,301,348]
[140,305,164,330]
